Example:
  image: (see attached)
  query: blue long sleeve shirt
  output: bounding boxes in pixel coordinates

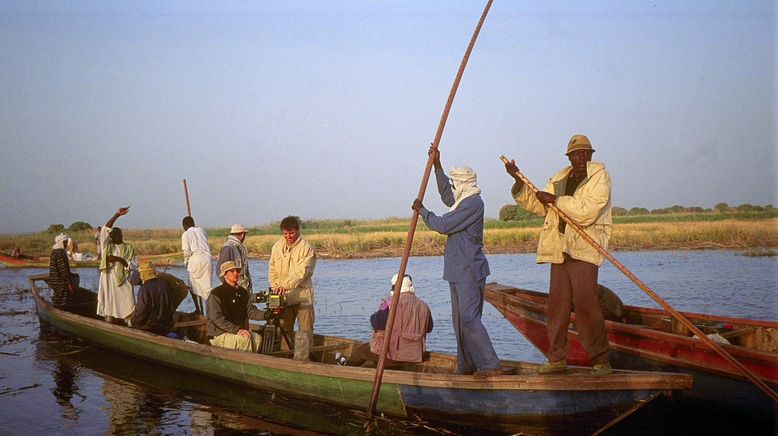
[418,168,490,283]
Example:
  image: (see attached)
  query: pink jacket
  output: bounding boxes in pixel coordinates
[371,292,432,363]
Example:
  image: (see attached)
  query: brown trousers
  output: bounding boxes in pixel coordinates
[279,304,315,351]
[547,255,610,365]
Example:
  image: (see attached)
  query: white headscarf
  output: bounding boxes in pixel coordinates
[390,273,415,295]
[53,233,68,249]
[449,166,481,211]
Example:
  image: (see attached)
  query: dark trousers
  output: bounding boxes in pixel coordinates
[547,255,609,365]
[449,280,501,373]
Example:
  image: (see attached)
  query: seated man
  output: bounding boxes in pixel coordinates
[131,262,176,335]
[369,274,434,363]
[207,261,265,352]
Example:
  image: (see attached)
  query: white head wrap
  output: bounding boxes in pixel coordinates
[390,273,415,295]
[53,233,68,249]
[448,166,481,211]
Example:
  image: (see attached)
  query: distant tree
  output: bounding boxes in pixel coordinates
[611,206,627,216]
[714,202,729,213]
[499,205,518,221]
[47,224,65,233]
[68,221,93,232]
[736,204,756,212]
[628,207,650,215]
[686,206,704,213]
[765,204,774,211]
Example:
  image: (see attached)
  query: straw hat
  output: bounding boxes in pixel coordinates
[219,260,240,278]
[139,262,157,282]
[230,224,247,234]
[566,134,595,155]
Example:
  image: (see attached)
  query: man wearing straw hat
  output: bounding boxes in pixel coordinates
[504,134,613,375]
[216,224,252,293]
[207,261,265,352]
[132,262,176,335]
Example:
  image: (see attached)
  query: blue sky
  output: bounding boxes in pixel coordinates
[0,1,775,233]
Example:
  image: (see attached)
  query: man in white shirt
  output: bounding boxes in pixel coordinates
[182,216,213,313]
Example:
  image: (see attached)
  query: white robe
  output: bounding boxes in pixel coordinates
[97,226,137,319]
[182,226,213,300]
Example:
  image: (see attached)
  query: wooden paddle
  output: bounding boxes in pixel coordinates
[182,178,203,315]
[366,0,494,417]
[500,155,778,403]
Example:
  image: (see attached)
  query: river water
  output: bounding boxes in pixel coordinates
[0,251,775,434]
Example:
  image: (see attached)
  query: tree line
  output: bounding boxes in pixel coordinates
[498,202,776,221]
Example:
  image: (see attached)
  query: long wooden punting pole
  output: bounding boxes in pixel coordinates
[183,179,192,216]
[499,155,778,403]
[366,0,494,417]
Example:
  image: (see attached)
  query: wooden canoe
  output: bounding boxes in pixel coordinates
[1,252,184,269]
[29,274,691,434]
[484,282,778,418]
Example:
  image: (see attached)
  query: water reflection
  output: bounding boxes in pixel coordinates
[51,360,80,422]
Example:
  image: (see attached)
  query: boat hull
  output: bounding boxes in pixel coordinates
[485,282,778,418]
[30,275,692,434]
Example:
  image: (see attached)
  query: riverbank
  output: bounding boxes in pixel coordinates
[2,217,776,260]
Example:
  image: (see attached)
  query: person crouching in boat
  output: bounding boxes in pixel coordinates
[207,261,266,352]
[97,206,138,325]
[131,262,176,336]
[49,233,78,308]
[369,274,433,364]
[504,134,613,375]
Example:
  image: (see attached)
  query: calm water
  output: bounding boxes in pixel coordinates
[0,251,775,434]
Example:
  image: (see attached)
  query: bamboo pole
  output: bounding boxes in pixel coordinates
[500,155,778,403]
[366,0,494,417]
[183,179,192,216]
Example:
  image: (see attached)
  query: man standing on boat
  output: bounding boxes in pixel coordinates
[216,224,252,293]
[504,134,613,375]
[207,261,265,352]
[268,216,316,361]
[97,206,138,325]
[182,216,213,313]
[412,147,509,378]
[49,233,77,308]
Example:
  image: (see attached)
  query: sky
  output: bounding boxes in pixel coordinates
[0,1,775,233]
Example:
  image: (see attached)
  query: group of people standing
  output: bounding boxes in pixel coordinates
[48,133,614,375]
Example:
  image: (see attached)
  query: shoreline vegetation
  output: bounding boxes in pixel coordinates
[2,212,777,260]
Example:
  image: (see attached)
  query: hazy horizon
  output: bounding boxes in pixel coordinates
[1,2,775,234]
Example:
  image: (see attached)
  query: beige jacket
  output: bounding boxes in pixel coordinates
[513,161,612,266]
[269,237,316,306]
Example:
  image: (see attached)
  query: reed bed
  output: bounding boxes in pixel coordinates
[2,218,776,260]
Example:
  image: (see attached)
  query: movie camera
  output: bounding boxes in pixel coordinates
[254,288,287,319]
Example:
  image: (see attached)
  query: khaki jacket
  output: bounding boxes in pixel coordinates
[269,237,316,306]
[513,161,612,266]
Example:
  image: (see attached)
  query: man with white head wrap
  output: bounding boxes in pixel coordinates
[412,147,510,378]
[369,273,433,363]
[49,233,77,308]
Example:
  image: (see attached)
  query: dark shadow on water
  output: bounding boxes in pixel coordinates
[34,327,477,435]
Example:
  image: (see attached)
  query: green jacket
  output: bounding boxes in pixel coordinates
[513,161,612,266]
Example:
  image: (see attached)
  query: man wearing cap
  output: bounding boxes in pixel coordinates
[132,262,176,335]
[412,147,508,378]
[207,261,265,352]
[504,134,613,375]
[216,224,252,293]
[181,216,213,311]
[97,206,138,325]
[269,215,316,361]
[49,233,77,308]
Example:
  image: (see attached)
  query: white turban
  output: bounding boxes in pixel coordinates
[390,273,415,295]
[449,166,481,211]
[53,233,68,249]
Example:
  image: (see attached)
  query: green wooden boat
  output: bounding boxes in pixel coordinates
[30,274,692,434]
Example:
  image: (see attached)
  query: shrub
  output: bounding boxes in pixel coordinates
[47,224,65,233]
[68,221,93,232]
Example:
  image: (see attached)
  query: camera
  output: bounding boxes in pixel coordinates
[254,288,287,309]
